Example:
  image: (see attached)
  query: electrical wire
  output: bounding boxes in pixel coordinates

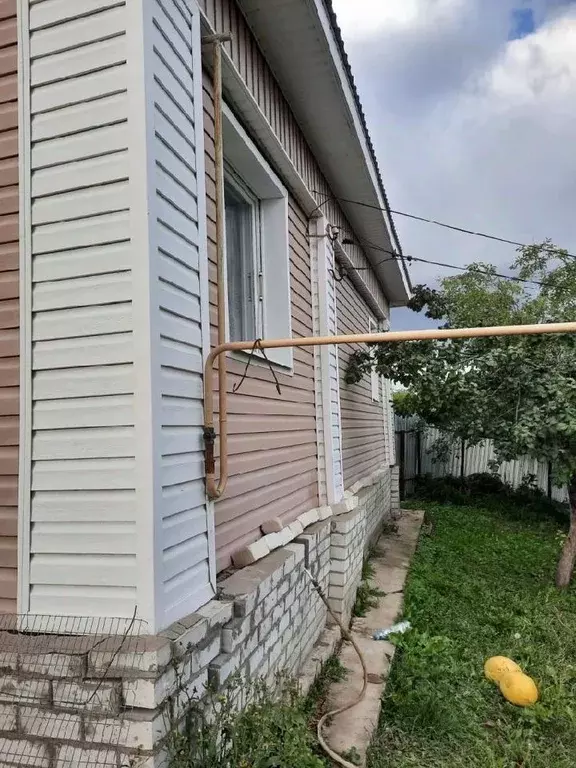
[312,190,576,261]
[339,236,557,290]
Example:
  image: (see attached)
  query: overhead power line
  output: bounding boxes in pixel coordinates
[339,236,557,290]
[313,191,576,261]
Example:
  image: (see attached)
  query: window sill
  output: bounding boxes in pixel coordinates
[229,348,294,378]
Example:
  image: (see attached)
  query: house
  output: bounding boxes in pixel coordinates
[0,0,410,763]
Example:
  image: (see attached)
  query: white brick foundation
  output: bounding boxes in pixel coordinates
[0,466,397,766]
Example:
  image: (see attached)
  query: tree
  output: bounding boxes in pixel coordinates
[346,241,576,588]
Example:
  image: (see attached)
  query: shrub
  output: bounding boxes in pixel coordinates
[413,473,568,524]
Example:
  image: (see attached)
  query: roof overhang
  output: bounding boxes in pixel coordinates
[236,0,411,307]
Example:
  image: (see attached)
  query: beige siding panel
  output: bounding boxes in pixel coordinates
[31,489,136,523]
[24,0,137,618]
[215,468,318,572]
[337,275,387,488]
[32,427,134,460]
[28,0,125,29]
[29,6,126,57]
[0,0,17,611]
[203,71,317,571]
[32,93,128,142]
[30,35,126,86]
[33,242,131,282]
[32,395,133,430]
[201,0,394,552]
[30,522,136,555]
[32,271,132,310]
[32,333,133,371]
[28,584,137,617]
[32,152,129,198]
[33,365,134,400]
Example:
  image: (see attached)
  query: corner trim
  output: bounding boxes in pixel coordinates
[17,0,32,614]
[126,0,161,632]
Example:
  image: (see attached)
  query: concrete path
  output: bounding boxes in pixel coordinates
[323,509,424,766]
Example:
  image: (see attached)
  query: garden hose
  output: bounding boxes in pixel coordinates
[304,568,369,768]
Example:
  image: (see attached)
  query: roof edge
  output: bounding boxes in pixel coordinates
[321,0,411,292]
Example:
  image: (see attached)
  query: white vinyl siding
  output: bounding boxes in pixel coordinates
[19,0,213,630]
[383,377,395,466]
[326,240,344,501]
[311,222,327,504]
[26,2,135,618]
[368,317,380,402]
[151,0,214,627]
[311,219,343,505]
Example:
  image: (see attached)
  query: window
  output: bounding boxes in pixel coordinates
[224,170,262,343]
[369,317,380,401]
[222,104,292,368]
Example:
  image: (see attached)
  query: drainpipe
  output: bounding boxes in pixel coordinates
[203,321,576,501]
[202,34,232,501]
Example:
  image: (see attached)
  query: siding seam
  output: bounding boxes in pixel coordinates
[17,0,31,613]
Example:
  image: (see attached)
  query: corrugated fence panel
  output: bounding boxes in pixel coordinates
[28,0,137,617]
[396,416,569,503]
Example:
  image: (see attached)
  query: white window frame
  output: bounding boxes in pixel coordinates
[224,165,263,342]
[369,316,380,402]
[222,103,292,370]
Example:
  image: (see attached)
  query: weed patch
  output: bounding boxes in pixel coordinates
[167,673,328,768]
[354,557,384,618]
[166,656,348,768]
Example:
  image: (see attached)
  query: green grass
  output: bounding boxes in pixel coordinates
[368,502,576,768]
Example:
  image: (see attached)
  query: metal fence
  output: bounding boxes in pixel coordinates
[395,415,568,504]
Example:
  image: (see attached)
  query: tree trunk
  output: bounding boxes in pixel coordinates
[556,475,576,588]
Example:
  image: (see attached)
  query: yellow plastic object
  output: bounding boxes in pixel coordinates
[484,656,522,683]
[499,672,539,707]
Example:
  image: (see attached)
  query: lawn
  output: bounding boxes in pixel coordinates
[368,501,576,768]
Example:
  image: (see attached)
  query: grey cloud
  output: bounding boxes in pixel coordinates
[343,1,522,114]
[332,1,576,329]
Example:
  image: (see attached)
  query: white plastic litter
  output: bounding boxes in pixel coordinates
[373,621,412,641]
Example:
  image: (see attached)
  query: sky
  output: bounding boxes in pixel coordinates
[331,0,576,329]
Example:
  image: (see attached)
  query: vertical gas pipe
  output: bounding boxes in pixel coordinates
[202,34,232,500]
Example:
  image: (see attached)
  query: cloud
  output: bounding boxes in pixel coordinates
[332,0,464,40]
[331,0,576,329]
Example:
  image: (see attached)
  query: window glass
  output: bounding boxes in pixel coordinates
[221,103,291,367]
[224,179,258,341]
